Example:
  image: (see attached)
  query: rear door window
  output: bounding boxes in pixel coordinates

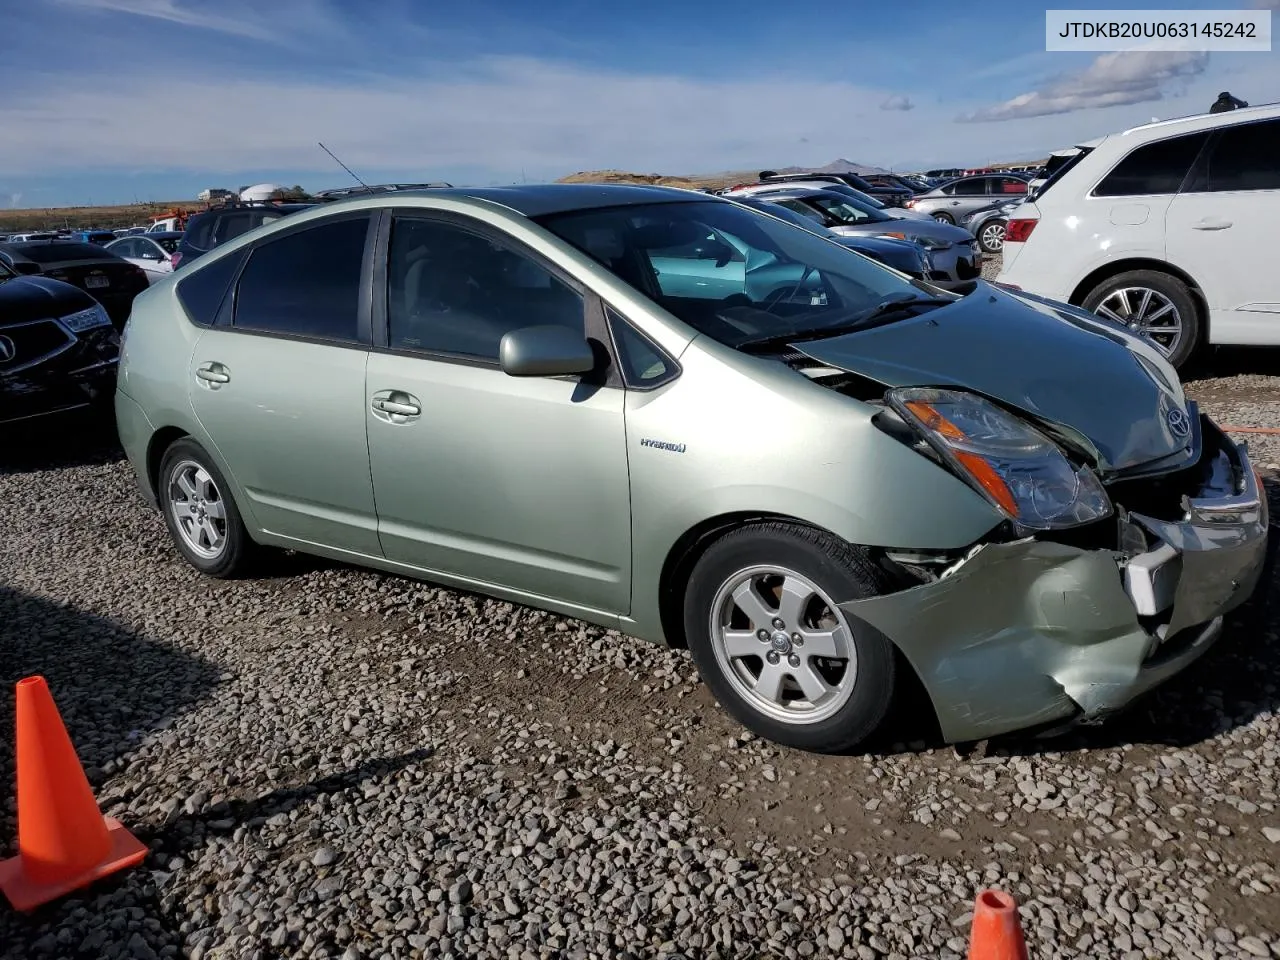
[1093,132,1210,197]
[232,216,370,343]
[1199,118,1280,192]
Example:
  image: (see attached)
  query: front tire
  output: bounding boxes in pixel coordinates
[683,522,898,753]
[1081,269,1202,370]
[158,438,257,578]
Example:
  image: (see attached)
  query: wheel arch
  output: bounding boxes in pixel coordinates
[146,426,190,499]
[1068,258,1208,332]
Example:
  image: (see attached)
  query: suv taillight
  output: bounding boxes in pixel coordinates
[1004,218,1038,243]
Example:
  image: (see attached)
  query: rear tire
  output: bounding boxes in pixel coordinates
[931,211,955,224]
[1081,269,1202,370]
[682,522,898,753]
[978,218,1006,254]
[157,438,257,578]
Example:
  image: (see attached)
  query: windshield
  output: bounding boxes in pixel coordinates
[0,260,12,282]
[536,199,925,349]
[735,199,833,235]
[795,194,888,225]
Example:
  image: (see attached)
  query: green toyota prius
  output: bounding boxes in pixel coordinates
[115,184,1269,753]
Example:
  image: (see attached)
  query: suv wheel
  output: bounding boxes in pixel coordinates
[1082,270,1201,369]
[683,522,897,753]
[158,438,257,577]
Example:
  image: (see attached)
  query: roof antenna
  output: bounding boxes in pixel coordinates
[318,142,371,193]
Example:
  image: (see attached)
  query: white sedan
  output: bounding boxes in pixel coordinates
[104,232,183,284]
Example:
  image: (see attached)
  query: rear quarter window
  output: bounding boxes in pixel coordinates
[175,249,246,327]
[183,214,215,251]
[1093,131,1210,197]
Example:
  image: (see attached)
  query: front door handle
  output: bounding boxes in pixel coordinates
[196,362,230,386]
[1192,218,1233,231]
[371,390,421,421]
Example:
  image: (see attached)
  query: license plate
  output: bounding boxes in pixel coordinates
[85,275,110,289]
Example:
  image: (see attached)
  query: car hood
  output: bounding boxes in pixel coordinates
[791,282,1195,475]
[0,275,96,326]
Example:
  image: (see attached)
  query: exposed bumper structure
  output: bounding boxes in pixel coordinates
[841,422,1270,744]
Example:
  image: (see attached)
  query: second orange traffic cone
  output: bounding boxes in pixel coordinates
[968,888,1029,960]
[0,675,148,911]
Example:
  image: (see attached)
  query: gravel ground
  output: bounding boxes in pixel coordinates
[3,264,1280,959]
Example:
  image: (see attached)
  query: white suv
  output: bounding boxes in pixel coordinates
[997,103,1279,369]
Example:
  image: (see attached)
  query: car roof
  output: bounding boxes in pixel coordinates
[1117,100,1280,139]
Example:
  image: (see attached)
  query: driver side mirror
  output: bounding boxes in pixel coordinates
[499,325,596,378]
[695,239,736,268]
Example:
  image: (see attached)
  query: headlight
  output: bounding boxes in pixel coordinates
[888,387,1112,530]
[59,304,112,333]
[912,235,951,251]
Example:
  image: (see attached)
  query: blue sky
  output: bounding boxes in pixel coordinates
[1,0,1276,207]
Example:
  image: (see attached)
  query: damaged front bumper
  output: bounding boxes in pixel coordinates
[841,420,1270,744]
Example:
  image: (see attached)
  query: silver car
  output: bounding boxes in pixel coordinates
[750,189,983,283]
[723,182,935,220]
[960,199,1023,255]
[905,174,1030,224]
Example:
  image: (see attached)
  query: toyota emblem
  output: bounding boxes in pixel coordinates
[0,335,15,365]
[1166,407,1191,439]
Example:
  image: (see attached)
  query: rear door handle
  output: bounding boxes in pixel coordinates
[371,390,421,421]
[1192,218,1233,231]
[196,362,230,385]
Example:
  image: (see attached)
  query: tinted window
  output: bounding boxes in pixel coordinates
[176,248,247,327]
[216,212,275,245]
[609,311,676,387]
[1202,119,1280,192]
[950,179,987,196]
[184,213,215,251]
[233,216,369,341]
[386,217,584,360]
[1094,132,1210,196]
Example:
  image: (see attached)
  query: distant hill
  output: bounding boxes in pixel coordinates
[769,158,893,176]
[556,158,896,191]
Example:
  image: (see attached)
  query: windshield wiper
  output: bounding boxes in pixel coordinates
[736,293,955,352]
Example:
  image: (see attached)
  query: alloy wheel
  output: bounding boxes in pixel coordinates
[167,459,227,560]
[1094,286,1183,358]
[979,221,1005,253]
[708,565,858,725]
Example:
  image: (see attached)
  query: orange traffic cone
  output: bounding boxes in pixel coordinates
[968,888,1029,960]
[0,676,148,911]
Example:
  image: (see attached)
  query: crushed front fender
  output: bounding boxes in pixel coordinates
[838,433,1268,744]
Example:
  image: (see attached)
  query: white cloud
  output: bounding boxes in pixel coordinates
[52,0,277,39]
[880,94,914,111]
[958,50,1208,122]
[0,59,951,178]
